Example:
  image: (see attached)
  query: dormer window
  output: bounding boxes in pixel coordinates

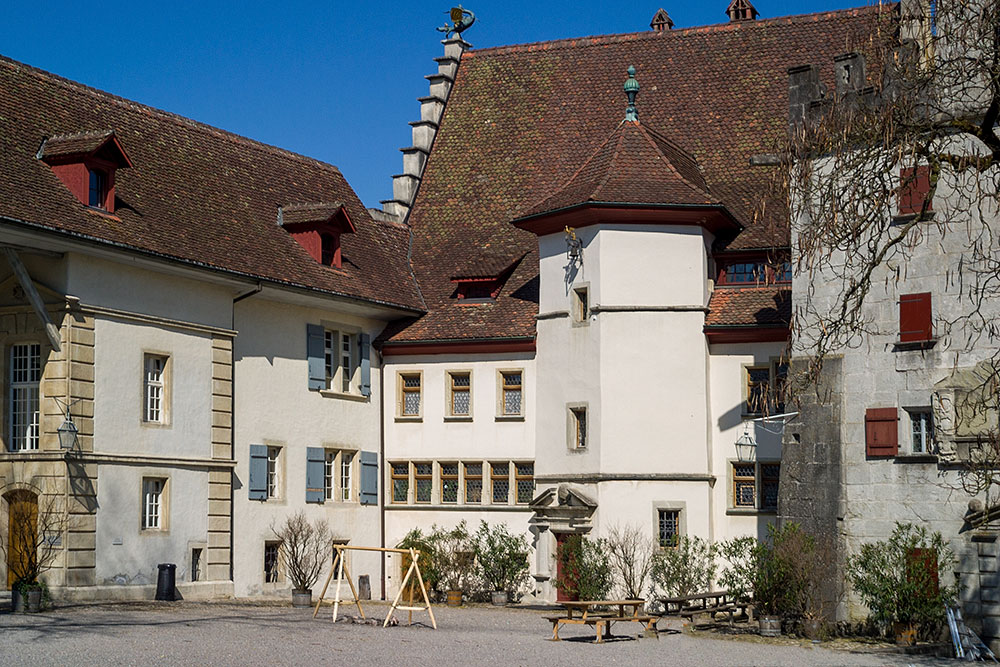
[88,168,107,209]
[456,279,501,301]
[450,252,524,304]
[278,202,356,269]
[39,130,132,214]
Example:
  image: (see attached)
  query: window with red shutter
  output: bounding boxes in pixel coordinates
[865,407,899,457]
[899,292,932,342]
[898,166,932,215]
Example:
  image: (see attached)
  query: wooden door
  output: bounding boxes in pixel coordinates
[7,490,38,589]
[555,533,577,602]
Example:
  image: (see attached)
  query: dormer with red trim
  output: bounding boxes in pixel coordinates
[450,252,523,303]
[715,251,791,286]
[38,130,132,213]
[278,202,356,269]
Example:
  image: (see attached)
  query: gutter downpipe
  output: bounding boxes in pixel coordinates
[229,282,262,582]
[379,347,387,600]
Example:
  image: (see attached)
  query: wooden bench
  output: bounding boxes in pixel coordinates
[659,591,750,625]
[544,600,659,643]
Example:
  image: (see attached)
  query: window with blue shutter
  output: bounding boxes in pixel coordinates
[360,450,378,506]
[359,333,371,397]
[306,323,325,390]
[306,447,326,503]
[248,444,268,500]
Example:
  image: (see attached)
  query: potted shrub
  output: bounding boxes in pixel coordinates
[473,521,530,605]
[271,511,333,607]
[554,534,612,602]
[0,492,68,613]
[431,522,475,607]
[847,522,956,645]
[720,524,815,637]
[649,534,718,600]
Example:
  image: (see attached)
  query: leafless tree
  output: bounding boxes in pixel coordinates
[604,523,657,600]
[0,491,70,588]
[771,0,1000,492]
[271,511,333,592]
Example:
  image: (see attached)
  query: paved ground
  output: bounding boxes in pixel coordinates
[0,601,956,666]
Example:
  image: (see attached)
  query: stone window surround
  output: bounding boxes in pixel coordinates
[385,458,534,508]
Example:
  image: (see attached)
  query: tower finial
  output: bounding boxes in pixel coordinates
[624,66,639,122]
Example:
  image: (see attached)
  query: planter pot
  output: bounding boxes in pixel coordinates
[446,590,463,607]
[291,590,312,608]
[490,591,508,606]
[11,589,24,614]
[758,615,782,637]
[25,590,42,613]
[801,618,823,640]
[893,622,917,646]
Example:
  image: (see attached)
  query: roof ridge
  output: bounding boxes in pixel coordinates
[465,5,884,58]
[0,54,346,177]
[635,124,714,201]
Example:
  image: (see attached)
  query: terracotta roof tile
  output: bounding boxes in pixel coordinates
[0,56,423,312]
[705,286,790,327]
[391,6,888,342]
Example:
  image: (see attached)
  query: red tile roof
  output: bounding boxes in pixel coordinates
[523,120,717,217]
[0,56,423,312]
[390,6,888,342]
[705,286,790,327]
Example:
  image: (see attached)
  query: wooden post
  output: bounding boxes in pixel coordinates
[411,547,437,630]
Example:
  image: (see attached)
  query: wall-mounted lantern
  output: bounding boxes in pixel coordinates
[735,423,757,462]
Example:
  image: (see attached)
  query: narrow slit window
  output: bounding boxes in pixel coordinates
[570,407,587,449]
[340,452,353,501]
[266,446,281,499]
[144,354,167,423]
[573,286,589,322]
[325,450,336,500]
[341,333,353,393]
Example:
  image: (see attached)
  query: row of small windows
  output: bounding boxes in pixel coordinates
[396,370,524,419]
[390,460,534,506]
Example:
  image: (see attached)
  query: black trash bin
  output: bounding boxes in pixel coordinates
[155,563,176,601]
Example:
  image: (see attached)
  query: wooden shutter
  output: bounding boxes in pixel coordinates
[907,548,940,597]
[248,444,268,500]
[306,323,325,390]
[305,447,325,503]
[898,166,932,215]
[359,333,371,397]
[899,292,932,342]
[865,408,899,457]
[359,450,378,506]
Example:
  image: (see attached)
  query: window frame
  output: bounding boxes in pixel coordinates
[390,461,410,504]
[263,540,282,584]
[567,405,588,450]
[515,462,534,504]
[397,371,423,419]
[266,446,282,499]
[88,167,108,209]
[413,461,433,504]
[490,461,511,505]
[464,461,483,504]
[340,451,354,501]
[323,328,358,395]
[728,460,781,513]
[742,360,787,417]
[908,409,934,454]
[446,370,472,419]
[142,352,170,425]
[8,342,41,452]
[656,508,681,549]
[572,284,590,324]
[141,476,168,532]
[496,369,524,419]
[440,462,460,503]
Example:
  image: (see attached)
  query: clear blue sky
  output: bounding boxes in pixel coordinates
[1,1,865,209]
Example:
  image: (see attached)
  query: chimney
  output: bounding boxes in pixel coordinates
[833,53,866,97]
[726,0,759,22]
[650,8,674,32]
[788,64,822,129]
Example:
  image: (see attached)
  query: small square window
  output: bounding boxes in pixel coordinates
[658,509,680,548]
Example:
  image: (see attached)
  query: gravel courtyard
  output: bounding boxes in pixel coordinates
[0,601,956,666]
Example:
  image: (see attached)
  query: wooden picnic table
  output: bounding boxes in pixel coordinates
[544,599,659,643]
[659,590,750,624]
